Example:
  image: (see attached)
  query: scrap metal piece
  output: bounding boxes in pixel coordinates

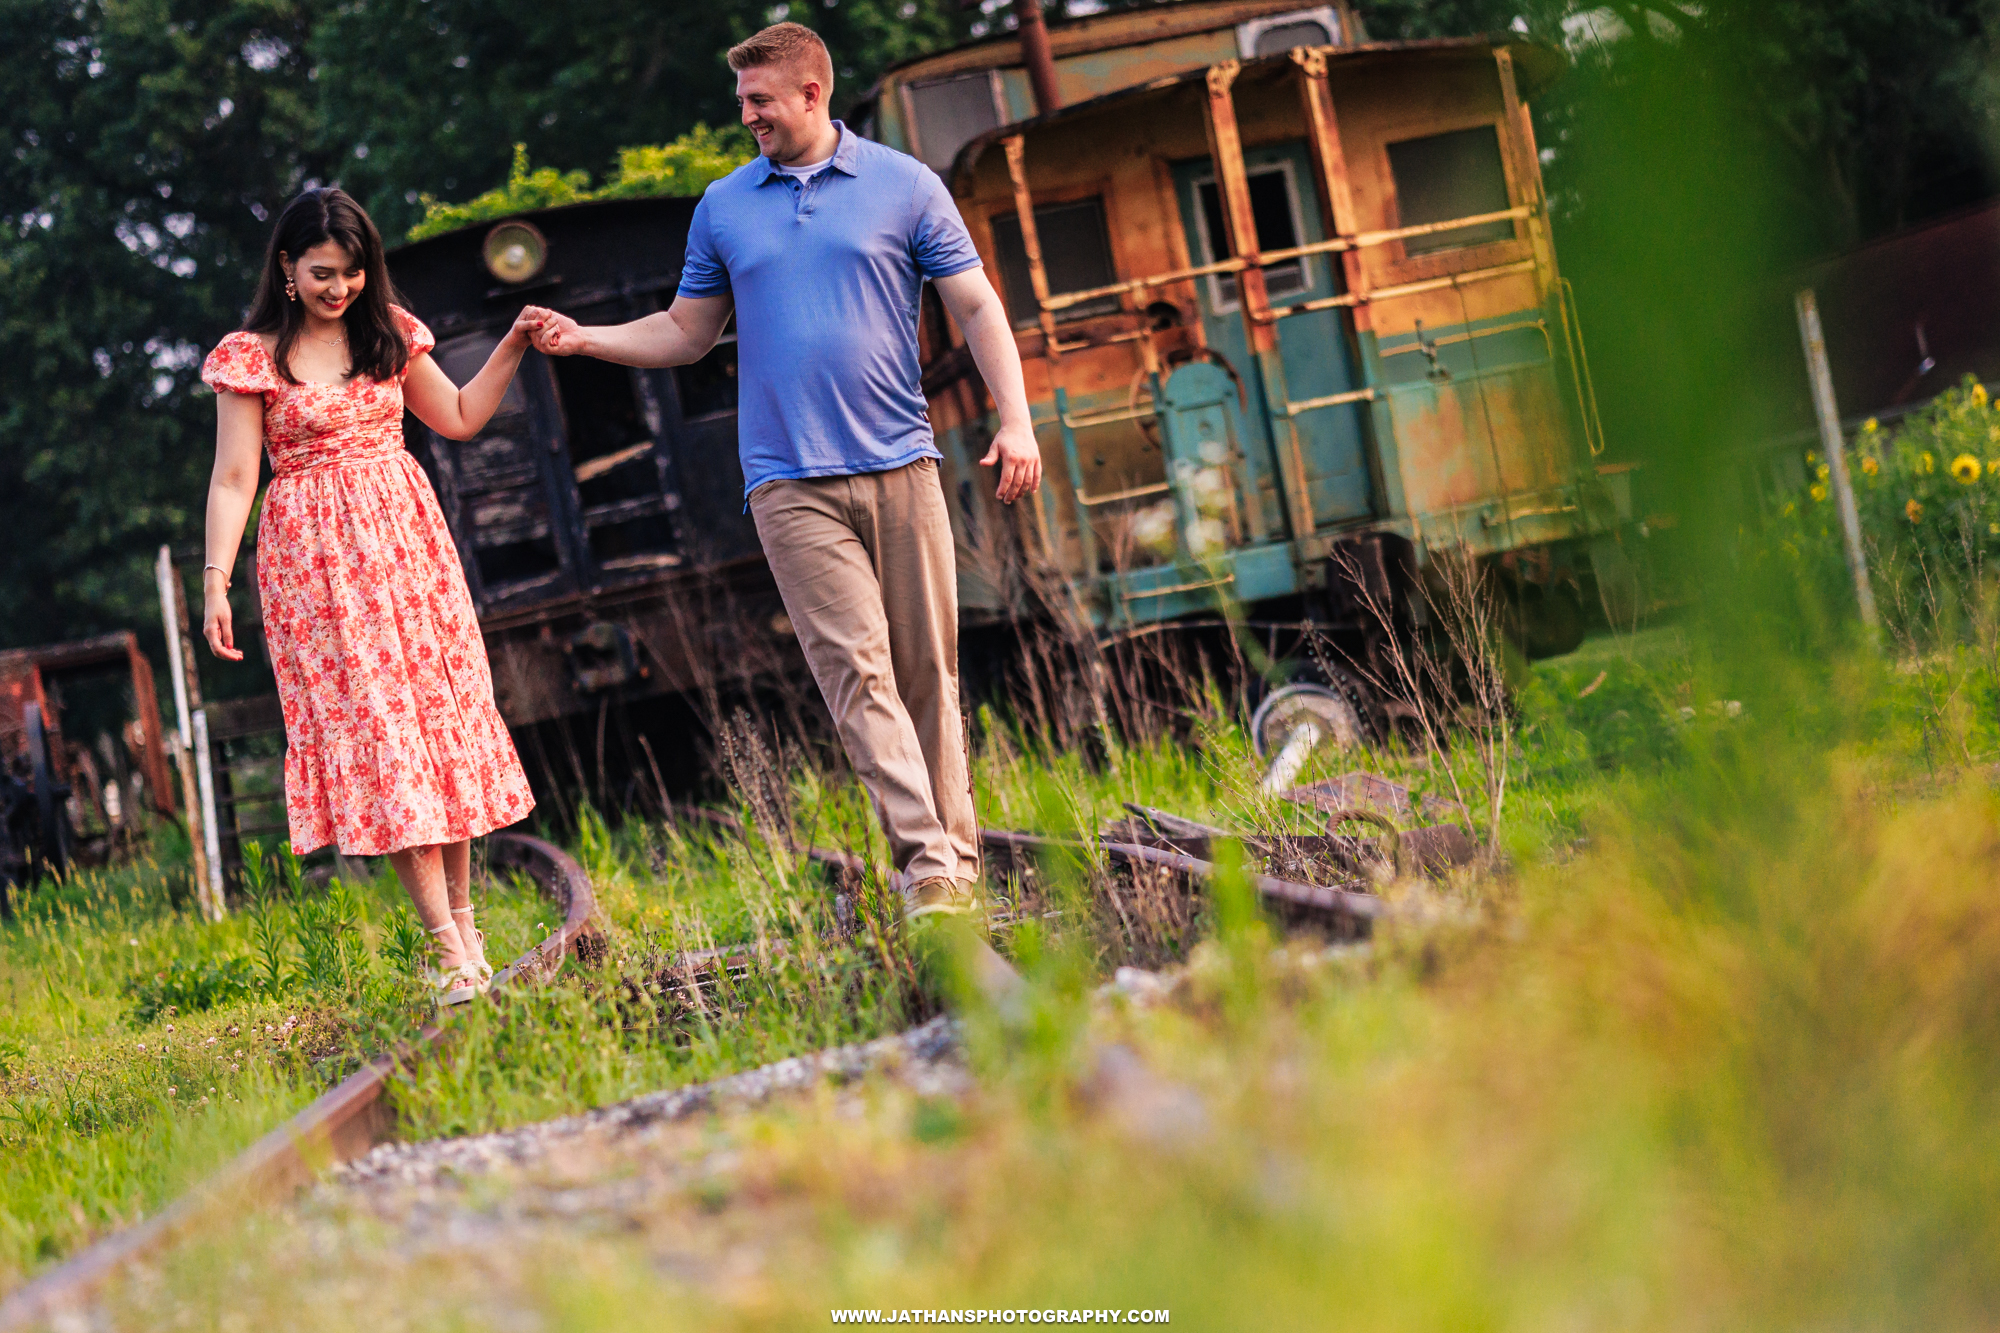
[1281,770,1468,828]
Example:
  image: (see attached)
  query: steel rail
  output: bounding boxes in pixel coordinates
[0,832,601,1331]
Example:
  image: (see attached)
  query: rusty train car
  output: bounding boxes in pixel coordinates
[890,18,1622,658]
[189,3,1627,858]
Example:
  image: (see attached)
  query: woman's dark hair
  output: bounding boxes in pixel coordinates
[244,187,409,384]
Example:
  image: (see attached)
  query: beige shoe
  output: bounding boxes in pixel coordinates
[902,876,983,926]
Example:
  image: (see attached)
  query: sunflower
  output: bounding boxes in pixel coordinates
[1860,455,1880,477]
[1864,418,1880,434]
[1908,498,1925,523]
[1952,454,1982,484]
[1974,383,1990,406]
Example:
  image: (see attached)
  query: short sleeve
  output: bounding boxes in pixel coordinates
[200,332,281,396]
[391,305,436,362]
[676,194,730,299]
[909,167,981,280]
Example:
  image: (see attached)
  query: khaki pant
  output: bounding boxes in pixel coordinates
[750,458,979,885]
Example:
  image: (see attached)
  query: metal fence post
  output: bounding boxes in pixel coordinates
[155,545,224,920]
[1794,289,1880,635]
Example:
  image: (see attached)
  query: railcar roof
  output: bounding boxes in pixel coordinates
[946,35,1564,193]
[871,0,1351,84]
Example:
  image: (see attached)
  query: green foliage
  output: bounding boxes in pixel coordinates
[122,956,255,1026]
[292,879,367,993]
[377,908,430,982]
[406,128,754,241]
[1771,379,2000,645]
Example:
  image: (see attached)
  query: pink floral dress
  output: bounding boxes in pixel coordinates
[200,306,534,856]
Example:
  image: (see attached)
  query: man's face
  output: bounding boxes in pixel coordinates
[736,63,823,164]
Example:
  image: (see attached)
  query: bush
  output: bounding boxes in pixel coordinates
[1771,377,2000,641]
[124,956,254,1025]
[407,127,754,241]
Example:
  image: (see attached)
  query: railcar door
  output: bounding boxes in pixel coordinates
[1174,142,1375,533]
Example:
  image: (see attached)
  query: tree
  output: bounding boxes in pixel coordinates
[0,0,977,655]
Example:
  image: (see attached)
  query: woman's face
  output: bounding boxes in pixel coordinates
[284,239,365,321]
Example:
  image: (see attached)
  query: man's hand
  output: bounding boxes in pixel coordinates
[522,305,582,356]
[980,422,1042,504]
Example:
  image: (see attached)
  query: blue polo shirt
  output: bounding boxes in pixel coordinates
[676,122,984,498]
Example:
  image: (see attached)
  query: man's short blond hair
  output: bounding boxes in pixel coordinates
[727,22,835,93]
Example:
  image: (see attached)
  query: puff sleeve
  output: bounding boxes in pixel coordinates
[392,305,436,366]
[200,332,281,396]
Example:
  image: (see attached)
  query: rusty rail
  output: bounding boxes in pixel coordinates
[0,831,601,1331]
[978,827,1388,926]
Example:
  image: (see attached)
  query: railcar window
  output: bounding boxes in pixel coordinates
[675,336,738,421]
[549,335,679,576]
[431,330,562,599]
[1251,19,1331,54]
[1386,126,1514,255]
[1192,164,1310,309]
[991,199,1121,329]
[905,71,1004,175]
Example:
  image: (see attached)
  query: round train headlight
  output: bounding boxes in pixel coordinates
[482,219,548,285]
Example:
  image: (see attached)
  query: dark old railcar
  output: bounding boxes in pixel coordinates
[387,197,809,749]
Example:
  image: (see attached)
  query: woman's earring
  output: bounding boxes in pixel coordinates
[284,275,298,301]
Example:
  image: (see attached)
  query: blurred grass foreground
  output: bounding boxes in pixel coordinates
[1,617,1992,1327]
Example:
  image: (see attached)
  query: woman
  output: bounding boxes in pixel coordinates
[200,187,536,1006]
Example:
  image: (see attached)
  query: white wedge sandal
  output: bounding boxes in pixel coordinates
[452,905,495,986]
[425,921,485,1007]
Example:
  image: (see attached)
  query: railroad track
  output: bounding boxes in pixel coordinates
[0,806,1411,1327]
[0,831,598,1331]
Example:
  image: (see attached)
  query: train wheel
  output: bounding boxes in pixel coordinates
[23,704,68,882]
[1249,659,1383,760]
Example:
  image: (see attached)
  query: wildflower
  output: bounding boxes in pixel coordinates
[166,1087,176,1097]
[1864,418,1880,433]
[1908,498,1924,522]
[1781,501,1797,516]
[163,1024,174,1034]
[1861,456,1879,476]
[1810,483,1829,503]
[1920,451,1936,473]
[135,1042,145,1052]
[1990,523,1998,536]
[204,1036,217,1046]
[1806,449,1820,465]
[1974,383,1989,406]
[1815,463,1830,482]
[128,938,137,947]
[1953,454,1983,484]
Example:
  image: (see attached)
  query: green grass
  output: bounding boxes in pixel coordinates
[29,622,1969,1326]
[62,618,2000,1329]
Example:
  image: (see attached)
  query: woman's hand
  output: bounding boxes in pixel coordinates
[521,305,583,356]
[203,575,243,661]
[502,307,540,351]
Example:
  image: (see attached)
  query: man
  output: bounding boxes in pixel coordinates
[524,22,1040,924]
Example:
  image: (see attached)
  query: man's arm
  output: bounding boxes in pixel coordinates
[932,267,1042,504]
[524,295,734,368]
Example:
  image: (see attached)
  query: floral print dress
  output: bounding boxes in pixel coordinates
[200,306,534,856]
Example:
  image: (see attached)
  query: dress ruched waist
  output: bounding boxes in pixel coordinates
[269,442,410,477]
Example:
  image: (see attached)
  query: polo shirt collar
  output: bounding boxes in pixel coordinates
[753,121,859,185]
